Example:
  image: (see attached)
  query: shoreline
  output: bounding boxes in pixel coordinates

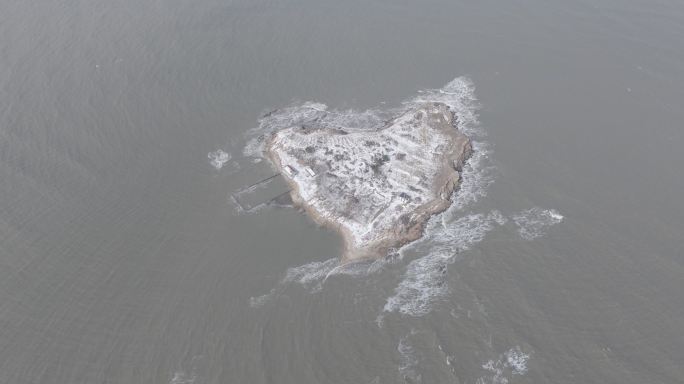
[265,102,472,263]
[264,147,359,260]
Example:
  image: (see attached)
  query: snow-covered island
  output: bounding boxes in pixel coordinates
[266,102,472,262]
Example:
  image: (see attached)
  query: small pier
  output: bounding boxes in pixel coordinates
[231,173,292,212]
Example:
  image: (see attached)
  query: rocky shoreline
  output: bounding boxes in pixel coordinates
[265,102,472,262]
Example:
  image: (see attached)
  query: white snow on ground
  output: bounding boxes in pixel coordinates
[243,102,388,159]
[268,102,468,248]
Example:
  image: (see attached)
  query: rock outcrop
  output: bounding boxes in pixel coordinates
[266,102,472,262]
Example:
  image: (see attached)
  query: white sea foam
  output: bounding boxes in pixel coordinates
[452,141,496,211]
[478,346,530,384]
[405,77,483,138]
[379,79,506,316]
[250,257,379,307]
[324,257,392,280]
[250,254,398,308]
[411,78,495,212]
[249,288,277,308]
[248,258,335,308]
[383,211,506,316]
[512,207,564,240]
[504,346,530,375]
[382,206,563,316]
[170,371,196,384]
[208,149,231,169]
[404,78,493,213]
[380,80,560,316]
[282,258,339,290]
[397,331,422,383]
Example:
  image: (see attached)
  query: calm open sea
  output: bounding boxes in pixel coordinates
[1,0,683,382]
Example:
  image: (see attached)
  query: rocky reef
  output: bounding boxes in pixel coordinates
[266,102,472,262]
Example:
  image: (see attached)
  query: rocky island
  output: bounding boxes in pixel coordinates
[266,102,472,262]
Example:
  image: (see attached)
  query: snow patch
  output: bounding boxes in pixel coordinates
[243,102,388,159]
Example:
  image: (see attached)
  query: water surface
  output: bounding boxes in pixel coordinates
[1,0,683,383]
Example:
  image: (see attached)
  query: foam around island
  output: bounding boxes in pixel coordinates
[266,102,472,262]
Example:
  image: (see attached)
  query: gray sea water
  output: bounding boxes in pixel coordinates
[1,0,683,383]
